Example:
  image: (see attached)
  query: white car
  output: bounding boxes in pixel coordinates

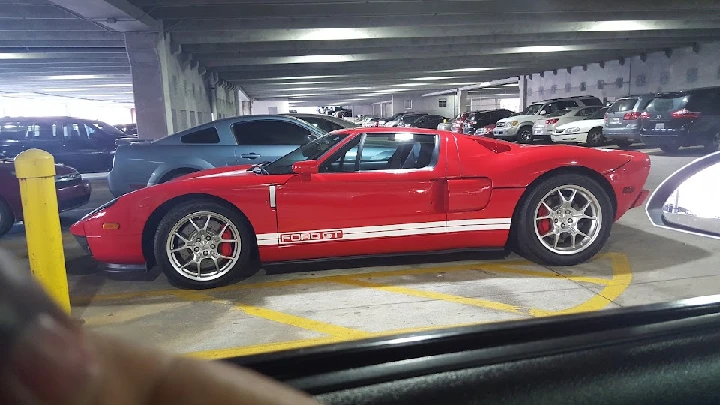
[532,106,602,140]
[493,96,602,143]
[551,107,609,146]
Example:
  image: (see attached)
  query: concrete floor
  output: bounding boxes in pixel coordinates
[1,146,717,359]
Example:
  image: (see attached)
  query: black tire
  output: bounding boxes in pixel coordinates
[159,169,198,184]
[511,173,614,266]
[516,126,533,144]
[0,198,14,237]
[615,140,633,149]
[585,128,605,147]
[660,144,679,154]
[154,200,255,289]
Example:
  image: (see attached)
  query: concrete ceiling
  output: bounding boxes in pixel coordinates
[0,0,134,105]
[4,0,720,107]
[128,0,720,106]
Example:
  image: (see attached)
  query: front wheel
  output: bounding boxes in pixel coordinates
[154,200,255,289]
[516,126,533,144]
[585,128,605,147]
[511,174,613,266]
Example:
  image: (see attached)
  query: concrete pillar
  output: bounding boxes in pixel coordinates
[457,90,469,115]
[124,32,169,140]
[519,75,529,111]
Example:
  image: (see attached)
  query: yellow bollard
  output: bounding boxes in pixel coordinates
[14,149,70,313]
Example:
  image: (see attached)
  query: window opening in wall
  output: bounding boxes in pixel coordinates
[404,99,412,109]
[439,99,447,108]
[190,111,197,127]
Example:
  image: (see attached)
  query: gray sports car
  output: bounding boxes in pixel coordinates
[107,115,324,197]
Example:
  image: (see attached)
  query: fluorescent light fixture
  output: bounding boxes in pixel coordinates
[41,88,87,92]
[44,74,106,80]
[291,55,352,63]
[392,83,429,87]
[336,86,372,91]
[0,53,43,59]
[410,76,455,81]
[299,28,371,41]
[503,83,519,87]
[88,83,133,88]
[439,67,499,73]
[583,20,651,31]
[515,45,570,53]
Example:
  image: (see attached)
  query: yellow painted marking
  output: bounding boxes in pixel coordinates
[170,290,370,340]
[333,277,524,315]
[530,252,632,317]
[488,265,611,286]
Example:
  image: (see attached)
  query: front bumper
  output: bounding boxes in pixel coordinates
[640,134,680,147]
[551,132,588,144]
[493,125,518,140]
[57,180,92,212]
[604,125,641,142]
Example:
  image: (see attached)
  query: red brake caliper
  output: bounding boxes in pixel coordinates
[537,204,552,235]
[219,228,233,257]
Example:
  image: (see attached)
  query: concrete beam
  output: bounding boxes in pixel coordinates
[0,19,104,31]
[171,21,720,44]
[0,39,127,48]
[48,0,161,31]
[0,4,80,18]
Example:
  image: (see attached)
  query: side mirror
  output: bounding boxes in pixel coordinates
[291,160,319,176]
[647,151,720,239]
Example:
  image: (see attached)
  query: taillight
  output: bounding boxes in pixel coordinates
[470,120,477,124]
[639,111,651,119]
[671,108,701,119]
[546,118,559,125]
[623,112,641,120]
[374,121,379,127]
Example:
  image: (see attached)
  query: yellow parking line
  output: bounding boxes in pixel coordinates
[487,265,611,286]
[334,277,525,315]
[530,252,632,317]
[172,290,370,340]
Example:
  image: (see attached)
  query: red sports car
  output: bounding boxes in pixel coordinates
[71,128,650,289]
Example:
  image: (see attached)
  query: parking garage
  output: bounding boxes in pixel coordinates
[2,0,720,361]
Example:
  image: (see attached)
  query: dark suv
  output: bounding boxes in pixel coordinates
[0,117,130,172]
[604,94,654,148]
[463,109,515,134]
[639,87,720,153]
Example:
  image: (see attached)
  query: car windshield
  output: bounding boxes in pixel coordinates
[522,104,544,115]
[262,133,348,175]
[91,121,126,137]
[585,107,608,120]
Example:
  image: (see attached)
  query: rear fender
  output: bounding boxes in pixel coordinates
[148,160,216,186]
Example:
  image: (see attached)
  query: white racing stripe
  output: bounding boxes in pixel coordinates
[255,218,511,246]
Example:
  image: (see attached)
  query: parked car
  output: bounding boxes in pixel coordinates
[362,117,381,127]
[494,96,603,143]
[436,118,453,131]
[72,127,650,288]
[532,106,603,142]
[283,113,358,133]
[388,113,426,127]
[451,112,470,133]
[463,109,515,134]
[379,112,408,126]
[603,94,655,148]
[408,115,446,129]
[640,87,720,153]
[475,124,496,137]
[0,116,133,173]
[552,107,609,146]
[107,115,325,197]
[0,160,91,236]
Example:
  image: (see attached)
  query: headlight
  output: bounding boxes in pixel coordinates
[54,172,81,182]
[510,121,519,127]
[566,127,581,134]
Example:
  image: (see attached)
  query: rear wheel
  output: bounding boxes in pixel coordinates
[511,174,613,266]
[703,133,720,153]
[585,128,605,147]
[0,198,14,237]
[516,126,533,144]
[154,200,255,289]
[660,144,679,154]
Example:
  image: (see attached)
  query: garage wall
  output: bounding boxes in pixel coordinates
[252,99,290,114]
[470,97,521,112]
[524,41,720,105]
[394,93,458,118]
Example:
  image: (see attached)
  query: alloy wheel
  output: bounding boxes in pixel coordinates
[165,210,242,282]
[533,185,602,255]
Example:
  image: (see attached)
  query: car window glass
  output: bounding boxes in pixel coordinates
[607,98,638,113]
[181,127,220,144]
[360,133,436,171]
[646,95,689,114]
[232,120,312,145]
[581,98,603,106]
[301,117,342,133]
[62,123,87,140]
[321,136,362,173]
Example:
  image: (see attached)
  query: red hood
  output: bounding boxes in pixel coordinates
[173,164,255,181]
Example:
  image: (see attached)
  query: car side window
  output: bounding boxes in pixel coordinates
[232,120,312,145]
[323,133,437,172]
[301,117,343,133]
[321,136,362,173]
[181,127,220,144]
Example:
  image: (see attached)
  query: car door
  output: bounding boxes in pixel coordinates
[232,119,317,165]
[274,132,448,261]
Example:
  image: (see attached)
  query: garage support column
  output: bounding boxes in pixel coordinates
[519,76,529,111]
[457,90,468,115]
[124,32,170,140]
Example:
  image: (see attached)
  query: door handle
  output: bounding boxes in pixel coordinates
[241,153,261,160]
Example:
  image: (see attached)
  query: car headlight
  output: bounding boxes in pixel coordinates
[55,172,81,182]
[510,121,519,127]
[566,127,581,134]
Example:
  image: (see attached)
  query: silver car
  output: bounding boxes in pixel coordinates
[532,106,602,141]
[107,115,325,197]
[283,113,358,133]
[603,94,655,148]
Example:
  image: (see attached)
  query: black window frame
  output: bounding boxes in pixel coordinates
[180,126,221,144]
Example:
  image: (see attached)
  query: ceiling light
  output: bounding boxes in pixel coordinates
[291,55,352,63]
[503,83,519,87]
[440,67,499,73]
[44,74,106,80]
[410,77,456,81]
[336,86,372,91]
[515,45,570,53]
[41,88,87,92]
[299,28,371,41]
[88,83,133,88]
[392,83,429,87]
[0,53,42,59]
[583,20,651,32]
